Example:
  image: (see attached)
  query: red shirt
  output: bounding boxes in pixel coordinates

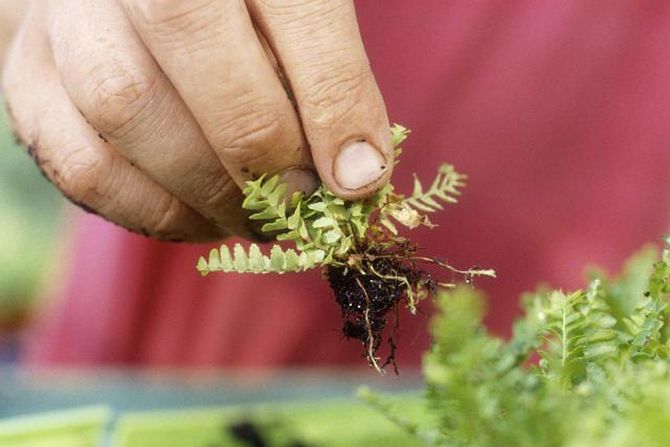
[25,0,670,367]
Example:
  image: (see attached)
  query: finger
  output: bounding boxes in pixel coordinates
[247,0,394,200]
[2,16,224,242]
[48,0,254,238]
[121,0,319,197]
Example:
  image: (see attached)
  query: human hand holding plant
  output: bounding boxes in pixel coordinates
[1,0,393,242]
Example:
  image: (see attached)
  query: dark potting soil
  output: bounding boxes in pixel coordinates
[326,258,428,370]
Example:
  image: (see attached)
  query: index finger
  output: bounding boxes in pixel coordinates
[246,0,394,200]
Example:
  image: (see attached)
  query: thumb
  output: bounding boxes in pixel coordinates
[247,0,393,200]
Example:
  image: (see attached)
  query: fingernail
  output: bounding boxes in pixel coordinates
[334,140,387,190]
[280,168,320,198]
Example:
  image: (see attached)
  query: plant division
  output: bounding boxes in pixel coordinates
[197,126,494,372]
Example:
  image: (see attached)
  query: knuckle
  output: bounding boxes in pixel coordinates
[83,64,159,137]
[302,63,370,122]
[58,148,108,206]
[131,0,219,34]
[259,0,345,28]
[211,102,284,163]
[197,174,239,209]
[149,193,186,235]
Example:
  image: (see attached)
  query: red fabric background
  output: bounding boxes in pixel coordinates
[24,0,670,367]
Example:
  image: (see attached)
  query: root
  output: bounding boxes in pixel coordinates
[368,264,417,313]
[327,245,495,375]
[356,277,384,374]
[381,337,399,375]
[363,253,496,282]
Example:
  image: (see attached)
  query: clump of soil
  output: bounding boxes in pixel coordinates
[326,257,434,373]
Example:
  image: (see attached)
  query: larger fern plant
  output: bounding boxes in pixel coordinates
[361,238,670,446]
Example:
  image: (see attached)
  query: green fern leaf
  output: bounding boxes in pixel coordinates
[261,218,288,233]
[198,243,323,274]
[284,249,301,270]
[248,244,265,273]
[233,243,249,272]
[312,217,337,229]
[322,229,342,244]
[270,245,285,271]
[220,245,233,269]
[196,256,209,275]
[287,206,302,230]
[403,164,465,214]
[391,123,410,147]
[207,248,221,271]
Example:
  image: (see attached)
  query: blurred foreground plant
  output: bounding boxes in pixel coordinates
[362,238,670,446]
[0,100,61,331]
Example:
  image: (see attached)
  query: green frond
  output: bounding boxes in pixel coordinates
[404,164,466,213]
[196,243,324,275]
[233,171,375,264]
[539,290,589,387]
[622,242,670,360]
[593,245,659,325]
[241,175,293,234]
[359,238,670,447]
[391,123,411,148]
[538,280,619,389]
[380,164,466,231]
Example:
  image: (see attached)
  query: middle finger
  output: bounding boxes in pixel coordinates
[122,0,318,196]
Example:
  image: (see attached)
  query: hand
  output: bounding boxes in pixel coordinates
[2,0,393,242]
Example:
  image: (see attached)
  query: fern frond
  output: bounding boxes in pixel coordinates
[372,239,670,447]
[404,164,466,213]
[624,299,667,360]
[623,243,670,360]
[241,175,296,234]
[357,387,443,445]
[379,164,466,232]
[391,123,411,150]
[539,291,587,387]
[196,243,324,275]
[539,280,618,388]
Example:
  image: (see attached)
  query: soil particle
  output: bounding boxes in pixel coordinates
[26,142,58,186]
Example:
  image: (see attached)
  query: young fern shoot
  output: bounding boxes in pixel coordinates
[197,125,494,373]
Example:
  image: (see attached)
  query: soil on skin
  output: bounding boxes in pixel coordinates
[326,258,428,369]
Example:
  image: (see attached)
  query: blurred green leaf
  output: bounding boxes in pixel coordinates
[0,406,110,447]
[0,97,62,325]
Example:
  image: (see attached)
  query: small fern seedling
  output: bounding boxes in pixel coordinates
[197,124,495,373]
